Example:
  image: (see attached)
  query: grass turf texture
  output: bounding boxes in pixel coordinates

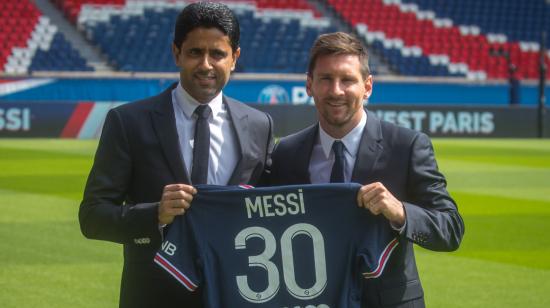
[0,138,549,307]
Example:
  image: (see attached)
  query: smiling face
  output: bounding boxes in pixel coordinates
[172,27,240,103]
[307,53,373,138]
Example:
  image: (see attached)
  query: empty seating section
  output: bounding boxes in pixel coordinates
[87,9,177,72]
[402,0,550,43]
[3,0,549,77]
[79,1,335,73]
[237,10,336,73]
[255,0,316,11]
[327,0,550,79]
[1,0,92,73]
[232,0,321,16]
[29,32,93,72]
[0,1,40,70]
[54,0,318,22]
[370,41,457,77]
[53,0,125,23]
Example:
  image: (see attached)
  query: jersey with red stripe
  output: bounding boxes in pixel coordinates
[155,183,398,308]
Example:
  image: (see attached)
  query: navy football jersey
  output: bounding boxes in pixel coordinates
[155,183,398,308]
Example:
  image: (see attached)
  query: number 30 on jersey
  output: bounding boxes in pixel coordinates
[234,223,328,304]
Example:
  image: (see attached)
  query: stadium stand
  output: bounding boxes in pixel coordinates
[29,31,93,72]
[325,0,550,80]
[1,0,549,79]
[52,0,126,23]
[76,0,337,73]
[244,0,320,15]
[1,0,41,74]
[1,0,92,74]
[401,0,549,43]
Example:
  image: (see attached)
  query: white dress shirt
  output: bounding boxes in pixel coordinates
[171,82,239,185]
[309,109,406,232]
[309,110,367,184]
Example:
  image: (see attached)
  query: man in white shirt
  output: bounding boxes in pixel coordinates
[79,3,274,307]
[268,32,464,308]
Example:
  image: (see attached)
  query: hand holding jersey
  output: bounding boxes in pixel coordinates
[357,182,406,228]
[268,32,464,307]
[303,33,407,231]
[79,4,275,307]
[158,184,197,225]
[155,184,398,308]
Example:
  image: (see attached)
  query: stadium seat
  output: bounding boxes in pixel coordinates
[326,0,550,80]
[78,1,334,73]
[1,0,92,73]
[53,0,125,23]
[0,0,39,70]
[401,0,550,43]
[29,32,93,72]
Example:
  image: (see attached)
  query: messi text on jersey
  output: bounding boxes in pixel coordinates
[245,189,306,219]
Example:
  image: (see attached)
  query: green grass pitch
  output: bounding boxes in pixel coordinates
[0,138,549,307]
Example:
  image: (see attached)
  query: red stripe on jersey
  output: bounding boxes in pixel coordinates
[363,238,399,279]
[60,102,94,138]
[154,254,197,291]
[238,184,254,189]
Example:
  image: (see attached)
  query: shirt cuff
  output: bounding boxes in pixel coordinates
[390,220,406,234]
[158,224,166,241]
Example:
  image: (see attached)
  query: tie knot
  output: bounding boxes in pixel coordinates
[194,104,212,119]
[332,140,345,157]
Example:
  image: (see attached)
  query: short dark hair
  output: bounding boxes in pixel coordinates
[173,2,240,52]
[307,32,370,78]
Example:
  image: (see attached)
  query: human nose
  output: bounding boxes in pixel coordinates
[328,80,345,96]
[198,55,213,69]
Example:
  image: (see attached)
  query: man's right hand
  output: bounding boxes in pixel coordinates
[158,184,197,225]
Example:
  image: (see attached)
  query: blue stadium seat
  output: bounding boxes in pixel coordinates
[82,5,335,73]
[29,32,93,72]
[401,0,550,43]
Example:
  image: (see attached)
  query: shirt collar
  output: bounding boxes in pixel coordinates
[175,82,223,119]
[318,109,367,159]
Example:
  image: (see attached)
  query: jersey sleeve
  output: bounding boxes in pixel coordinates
[361,237,399,279]
[154,215,201,291]
[356,215,400,280]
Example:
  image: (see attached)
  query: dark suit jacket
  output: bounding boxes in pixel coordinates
[79,83,274,308]
[269,110,464,308]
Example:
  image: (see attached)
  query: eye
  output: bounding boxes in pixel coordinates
[210,50,227,60]
[342,77,357,84]
[188,49,202,57]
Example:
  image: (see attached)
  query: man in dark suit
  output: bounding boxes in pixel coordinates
[79,3,273,307]
[269,32,464,307]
